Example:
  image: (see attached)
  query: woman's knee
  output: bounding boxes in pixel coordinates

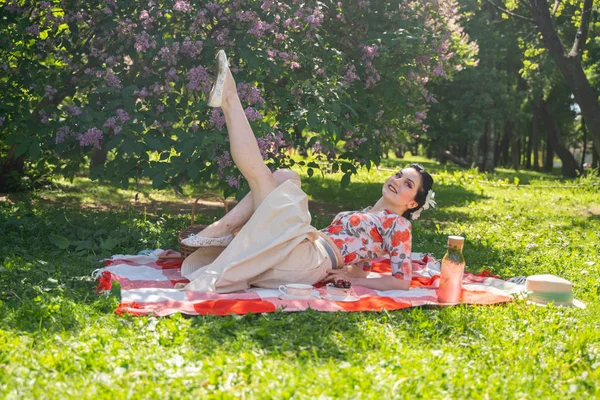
[273,169,301,185]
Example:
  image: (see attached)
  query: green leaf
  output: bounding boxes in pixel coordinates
[100,237,119,251]
[152,172,167,189]
[340,172,352,189]
[96,87,116,94]
[331,103,341,116]
[50,234,70,250]
[15,141,30,158]
[28,139,41,159]
[307,168,314,177]
[307,112,319,128]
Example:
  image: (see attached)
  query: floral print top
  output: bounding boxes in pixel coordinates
[321,207,412,280]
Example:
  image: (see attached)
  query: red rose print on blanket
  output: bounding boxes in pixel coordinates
[349,215,361,226]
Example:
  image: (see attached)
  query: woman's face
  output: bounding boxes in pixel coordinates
[382,167,422,212]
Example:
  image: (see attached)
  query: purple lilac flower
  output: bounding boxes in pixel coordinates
[226,175,240,188]
[248,20,271,37]
[244,107,263,121]
[55,126,71,144]
[237,83,265,107]
[165,67,179,84]
[44,85,57,100]
[173,1,191,12]
[140,10,150,19]
[66,106,83,116]
[214,150,232,173]
[39,111,49,124]
[343,65,360,85]
[134,31,156,52]
[78,128,103,149]
[159,42,180,66]
[261,0,274,11]
[116,109,130,123]
[0,117,5,127]
[209,109,226,131]
[180,37,203,58]
[377,110,384,118]
[365,61,381,88]
[191,123,199,132]
[103,117,118,129]
[432,63,447,77]
[256,132,287,160]
[156,104,165,115]
[361,44,379,60]
[25,25,40,36]
[213,28,229,46]
[104,69,122,89]
[186,66,210,92]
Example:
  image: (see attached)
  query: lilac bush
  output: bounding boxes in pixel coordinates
[0,0,475,194]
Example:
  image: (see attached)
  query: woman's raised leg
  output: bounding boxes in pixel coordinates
[197,169,301,238]
[220,66,278,211]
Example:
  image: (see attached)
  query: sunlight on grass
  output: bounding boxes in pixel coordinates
[1,155,599,398]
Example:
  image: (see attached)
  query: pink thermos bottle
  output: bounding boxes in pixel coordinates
[437,236,465,304]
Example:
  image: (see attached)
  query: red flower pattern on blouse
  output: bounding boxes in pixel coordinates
[322,207,412,280]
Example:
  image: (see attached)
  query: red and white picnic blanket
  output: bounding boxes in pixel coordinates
[94,250,523,316]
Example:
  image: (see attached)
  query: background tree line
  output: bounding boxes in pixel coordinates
[0,0,598,197]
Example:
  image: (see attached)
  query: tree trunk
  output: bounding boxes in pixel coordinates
[532,101,554,172]
[544,138,553,172]
[528,0,600,158]
[500,120,512,166]
[0,147,26,191]
[532,114,540,171]
[525,121,533,169]
[592,142,599,171]
[511,120,520,170]
[478,120,496,173]
[539,99,580,177]
[580,117,587,170]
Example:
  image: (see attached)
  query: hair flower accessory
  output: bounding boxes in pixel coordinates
[411,190,436,220]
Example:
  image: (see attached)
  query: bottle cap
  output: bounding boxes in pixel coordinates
[447,235,464,250]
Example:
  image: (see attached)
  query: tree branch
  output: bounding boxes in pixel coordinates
[551,0,561,16]
[568,0,593,58]
[484,0,536,23]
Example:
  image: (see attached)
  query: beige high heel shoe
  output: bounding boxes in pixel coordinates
[207,50,229,107]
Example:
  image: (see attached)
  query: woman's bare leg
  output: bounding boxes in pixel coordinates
[220,68,278,211]
[197,169,301,238]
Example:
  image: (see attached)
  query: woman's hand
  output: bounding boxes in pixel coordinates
[323,268,356,285]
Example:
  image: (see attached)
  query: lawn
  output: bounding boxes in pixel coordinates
[1,155,599,399]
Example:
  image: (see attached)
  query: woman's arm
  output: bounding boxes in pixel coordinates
[350,276,411,290]
[324,269,411,290]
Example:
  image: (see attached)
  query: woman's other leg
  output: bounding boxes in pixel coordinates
[220,68,278,211]
[197,169,301,238]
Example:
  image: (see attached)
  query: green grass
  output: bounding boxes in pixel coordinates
[1,155,599,399]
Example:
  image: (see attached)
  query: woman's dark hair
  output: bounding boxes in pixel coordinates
[401,163,434,220]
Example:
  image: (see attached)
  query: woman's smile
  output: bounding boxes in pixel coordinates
[387,184,398,194]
